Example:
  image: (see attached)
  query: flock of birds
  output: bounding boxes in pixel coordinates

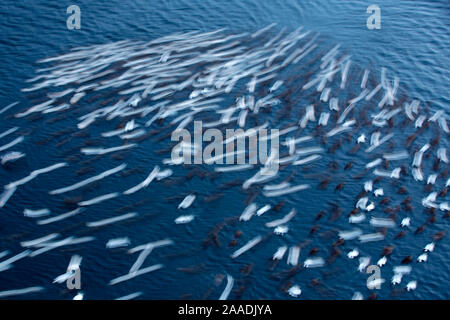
[0,24,448,300]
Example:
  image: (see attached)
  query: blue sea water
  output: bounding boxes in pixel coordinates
[0,0,449,299]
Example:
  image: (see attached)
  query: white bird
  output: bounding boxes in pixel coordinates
[377,256,387,267]
[124,120,135,131]
[427,174,437,185]
[347,249,359,259]
[374,188,384,197]
[239,203,257,221]
[178,194,196,209]
[356,197,368,209]
[73,292,84,300]
[357,134,366,144]
[274,225,289,235]
[358,257,370,272]
[401,217,410,227]
[174,215,194,224]
[364,180,373,192]
[256,204,271,216]
[303,257,325,268]
[366,202,375,212]
[106,237,130,249]
[406,281,417,291]
[391,273,402,285]
[417,253,427,263]
[288,285,301,297]
[424,242,435,252]
[272,246,288,260]
[352,292,363,300]
[440,202,449,211]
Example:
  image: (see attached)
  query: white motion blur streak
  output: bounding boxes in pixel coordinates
[219,274,234,300]
[49,163,126,195]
